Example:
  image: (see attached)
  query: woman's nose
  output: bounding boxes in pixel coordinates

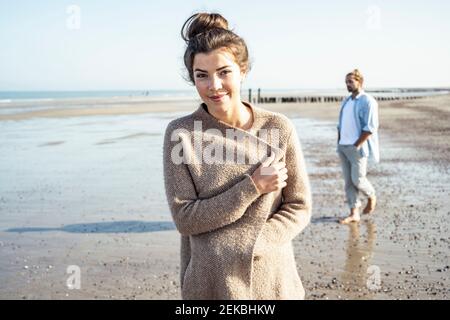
[208,75,222,91]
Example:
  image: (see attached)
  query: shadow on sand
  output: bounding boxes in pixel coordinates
[5,220,176,234]
[311,216,340,224]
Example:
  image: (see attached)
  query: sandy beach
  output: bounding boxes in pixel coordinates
[0,94,449,299]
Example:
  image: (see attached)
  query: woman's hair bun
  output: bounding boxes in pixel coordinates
[180,12,250,84]
[181,13,229,42]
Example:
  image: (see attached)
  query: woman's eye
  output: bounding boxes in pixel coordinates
[196,73,207,78]
[220,70,231,75]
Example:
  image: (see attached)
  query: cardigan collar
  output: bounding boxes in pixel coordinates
[194,101,263,135]
[192,101,283,162]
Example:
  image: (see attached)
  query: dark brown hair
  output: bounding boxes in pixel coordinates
[181,13,250,84]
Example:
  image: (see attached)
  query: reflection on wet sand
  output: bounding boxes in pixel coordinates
[341,220,377,298]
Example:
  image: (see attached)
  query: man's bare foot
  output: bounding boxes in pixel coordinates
[339,214,361,224]
[339,208,361,224]
[363,196,377,214]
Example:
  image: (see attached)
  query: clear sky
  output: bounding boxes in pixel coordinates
[1,0,449,91]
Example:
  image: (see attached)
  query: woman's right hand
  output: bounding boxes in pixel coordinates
[251,153,288,194]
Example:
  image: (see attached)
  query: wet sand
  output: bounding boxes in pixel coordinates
[0,94,449,299]
[275,95,450,299]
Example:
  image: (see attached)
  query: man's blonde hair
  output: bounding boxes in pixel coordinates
[346,69,364,84]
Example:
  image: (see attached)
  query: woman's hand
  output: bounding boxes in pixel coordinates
[251,153,288,194]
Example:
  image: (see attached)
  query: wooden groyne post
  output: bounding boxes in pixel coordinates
[250,88,429,104]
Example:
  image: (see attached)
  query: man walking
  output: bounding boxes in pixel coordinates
[337,69,379,224]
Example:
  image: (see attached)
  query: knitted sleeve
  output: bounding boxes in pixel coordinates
[253,124,312,256]
[163,122,261,236]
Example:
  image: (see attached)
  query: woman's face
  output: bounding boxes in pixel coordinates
[192,48,245,113]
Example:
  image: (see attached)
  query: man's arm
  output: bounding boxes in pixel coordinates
[355,96,378,149]
[354,131,372,148]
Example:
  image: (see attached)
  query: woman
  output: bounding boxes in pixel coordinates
[163,12,312,299]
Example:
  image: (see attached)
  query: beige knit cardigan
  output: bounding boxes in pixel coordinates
[163,102,312,300]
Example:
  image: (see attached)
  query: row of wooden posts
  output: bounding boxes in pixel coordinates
[246,88,427,104]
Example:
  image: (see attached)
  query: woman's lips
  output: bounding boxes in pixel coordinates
[209,94,227,102]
